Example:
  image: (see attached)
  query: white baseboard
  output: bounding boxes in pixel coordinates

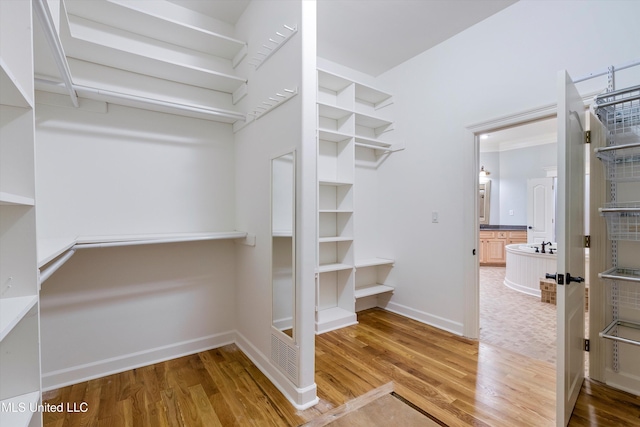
[382,301,464,336]
[605,368,640,396]
[42,331,235,391]
[235,331,318,410]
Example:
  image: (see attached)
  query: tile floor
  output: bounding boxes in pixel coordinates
[480,266,558,364]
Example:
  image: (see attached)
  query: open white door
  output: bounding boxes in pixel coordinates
[527,177,555,244]
[555,70,586,426]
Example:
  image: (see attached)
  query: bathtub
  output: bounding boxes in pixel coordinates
[504,244,557,297]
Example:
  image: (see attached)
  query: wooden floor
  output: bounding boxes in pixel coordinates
[43,308,640,426]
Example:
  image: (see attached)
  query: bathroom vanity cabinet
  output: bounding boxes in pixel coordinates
[479,229,527,266]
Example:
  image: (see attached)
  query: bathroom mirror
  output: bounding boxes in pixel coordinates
[271,151,295,340]
[479,181,491,225]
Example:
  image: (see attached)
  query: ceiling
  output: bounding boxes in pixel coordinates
[170,0,518,76]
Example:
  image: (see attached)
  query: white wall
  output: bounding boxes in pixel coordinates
[374,0,640,335]
[35,102,235,240]
[480,143,557,226]
[36,96,238,388]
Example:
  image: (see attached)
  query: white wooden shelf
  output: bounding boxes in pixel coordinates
[319,209,353,213]
[0,296,38,342]
[0,391,40,427]
[37,237,78,268]
[38,232,247,267]
[355,83,392,109]
[355,258,395,268]
[61,12,247,94]
[318,129,353,142]
[0,59,33,109]
[0,192,35,207]
[319,180,353,187]
[318,70,352,94]
[65,0,247,63]
[354,135,392,149]
[318,102,353,120]
[318,263,353,273]
[272,231,292,237]
[318,236,354,243]
[316,307,357,334]
[355,284,394,299]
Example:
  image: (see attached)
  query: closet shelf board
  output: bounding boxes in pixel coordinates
[0,391,40,427]
[319,180,352,187]
[38,237,78,268]
[318,129,353,143]
[354,284,394,299]
[64,0,247,61]
[354,135,392,148]
[316,307,358,334]
[355,258,395,268]
[318,263,353,273]
[318,236,353,243]
[0,296,38,342]
[0,192,35,207]
[0,58,33,109]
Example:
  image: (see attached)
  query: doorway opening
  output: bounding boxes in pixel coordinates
[477,117,561,364]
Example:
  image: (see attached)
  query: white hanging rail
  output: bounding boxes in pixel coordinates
[248,24,298,70]
[32,0,79,107]
[74,85,246,122]
[39,249,76,283]
[574,59,640,83]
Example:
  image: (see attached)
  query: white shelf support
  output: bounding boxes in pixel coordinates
[234,87,298,132]
[249,24,298,70]
[33,0,79,107]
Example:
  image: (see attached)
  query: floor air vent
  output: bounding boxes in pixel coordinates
[271,333,298,382]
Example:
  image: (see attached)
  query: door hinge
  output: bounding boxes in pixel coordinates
[584,339,590,352]
[584,235,591,248]
[585,130,591,144]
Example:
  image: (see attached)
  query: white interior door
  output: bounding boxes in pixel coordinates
[527,177,555,244]
[555,70,586,426]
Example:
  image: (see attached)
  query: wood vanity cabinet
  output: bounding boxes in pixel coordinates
[479,230,527,266]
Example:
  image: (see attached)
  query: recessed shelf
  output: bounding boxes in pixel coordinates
[316,307,358,334]
[0,391,40,427]
[318,263,353,273]
[319,209,353,213]
[0,192,35,207]
[65,0,247,62]
[318,129,352,143]
[319,236,354,243]
[0,296,38,342]
[318,70,352,93]
[0,59,33,109]
[354,135,392,149]
[319,180,352,186]
[355,83,392,108]
[355,258,395,268]
[355,284,394,299]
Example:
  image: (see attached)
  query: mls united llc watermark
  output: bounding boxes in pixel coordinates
[1,401,88,413]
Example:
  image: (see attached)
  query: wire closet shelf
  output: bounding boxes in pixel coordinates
[595,83,640,349]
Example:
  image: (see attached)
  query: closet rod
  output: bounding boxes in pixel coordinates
[40,249,76,283]
[73,232,248,249]
[33,0,79,107]
[574,59,640,83]
[74,85,246,121]
[35,77,246,122]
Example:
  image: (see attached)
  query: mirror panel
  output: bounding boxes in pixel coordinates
[271,152,295,340]
[479,181,491,225]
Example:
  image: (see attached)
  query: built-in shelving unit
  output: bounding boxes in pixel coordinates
[0,1,42,425]
[594,84,640,369]
[315,69,396,333]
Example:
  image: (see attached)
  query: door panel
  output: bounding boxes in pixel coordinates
[556,70,586,427]
[528,177,555,244]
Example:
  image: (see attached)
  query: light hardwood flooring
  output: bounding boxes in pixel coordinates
[43,308,640,426]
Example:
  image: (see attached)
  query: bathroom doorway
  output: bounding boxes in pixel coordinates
[478,117,560,364]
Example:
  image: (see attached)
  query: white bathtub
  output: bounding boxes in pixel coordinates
[504,244,557,297]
